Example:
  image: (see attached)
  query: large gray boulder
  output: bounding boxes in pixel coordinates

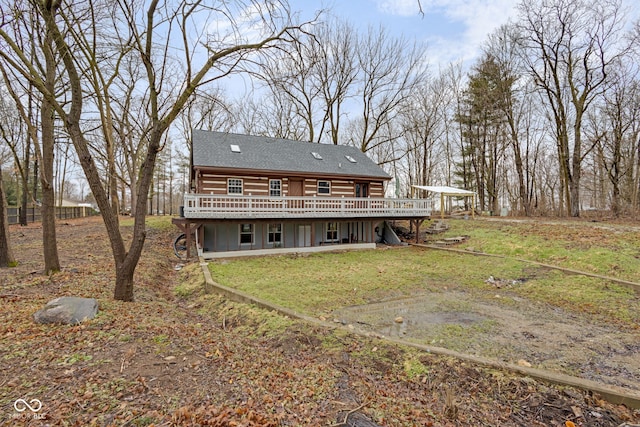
[33,296,99,325]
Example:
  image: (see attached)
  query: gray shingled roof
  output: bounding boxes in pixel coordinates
[191,130,391,180]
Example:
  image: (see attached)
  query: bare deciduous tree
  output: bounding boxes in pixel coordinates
[400,72,449,194]
[0,164,14,267]
[517,0,630,217]
[315,18,357,145]
[251,16,357,144]
[0,4,62,273]
[257,27,322,142]
[0,76,32,229]
[484,24,536,216]
[352,25,427,162]
[1,0,308,301]
[0,102,16,266]
[590,66,640,216]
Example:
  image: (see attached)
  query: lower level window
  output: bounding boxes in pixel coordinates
[326,222,338,242]
[268,223,282,244]
[240,224,253,244]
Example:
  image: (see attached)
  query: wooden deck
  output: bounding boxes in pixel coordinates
[181,194,431,219]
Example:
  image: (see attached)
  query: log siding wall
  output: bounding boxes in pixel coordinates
[197,172,386,198]
[370,182,384,197]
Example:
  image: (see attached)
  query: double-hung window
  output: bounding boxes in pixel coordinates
[317,180,331,195]
[239,224,253,244]
[326,222,338,242]
[268,224,282,245]
[228,178,243,195]
[269,179,282,197]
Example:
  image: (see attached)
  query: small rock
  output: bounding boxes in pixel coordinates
[33,296,99,325]
[394,316,404,323]
[517,359,532,368]
[164,356,176,361]
[571,405,583,418]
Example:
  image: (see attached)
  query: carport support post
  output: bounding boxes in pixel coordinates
[472,194,475,219]
[440,192,445,219]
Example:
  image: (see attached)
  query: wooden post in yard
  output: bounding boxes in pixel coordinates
[414,219,424,243]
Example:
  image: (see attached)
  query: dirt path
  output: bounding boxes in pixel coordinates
[334,288,640,392]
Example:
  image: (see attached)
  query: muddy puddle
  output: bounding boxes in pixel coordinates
[333,290,640,392]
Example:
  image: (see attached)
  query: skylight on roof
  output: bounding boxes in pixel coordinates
[230,144,241,153]
[345,155,357,163]
[311,152,323,160]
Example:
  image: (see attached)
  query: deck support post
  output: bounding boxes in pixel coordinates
[412,218,425,243]
[171,218,201,258]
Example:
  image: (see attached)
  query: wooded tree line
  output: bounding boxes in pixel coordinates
[0,0,638,300]
[228,0,639,219]
[174,0,640,219]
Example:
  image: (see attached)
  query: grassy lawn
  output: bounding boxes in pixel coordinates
[442,219,640,281]
[209,247,522,311]
[207,219,640,328]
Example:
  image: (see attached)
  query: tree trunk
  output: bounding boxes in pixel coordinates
[41,19,61,275]
[557,136,571,217]
[569,180,581,217]
[114,255,137,301]
[509,124,530,215]
[611,185,620,217]
[130,178,137,217]
[32,158,38,219]
[112,132,162,301]
[19,135,30,226]
[569,117,583,218]
[41,174,59,274]
[0,166,15,267]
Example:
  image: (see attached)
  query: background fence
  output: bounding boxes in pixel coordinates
[6,206,98,225]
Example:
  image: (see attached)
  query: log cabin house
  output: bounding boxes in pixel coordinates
[172,130,431,258]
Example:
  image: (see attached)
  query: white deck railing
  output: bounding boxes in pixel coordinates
[182,194,431,219]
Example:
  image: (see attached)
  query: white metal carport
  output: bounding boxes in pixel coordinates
[412,185,477,219]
